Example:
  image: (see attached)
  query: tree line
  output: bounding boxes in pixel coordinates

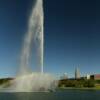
[58,79,100,88]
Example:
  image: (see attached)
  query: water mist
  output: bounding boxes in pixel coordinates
[9,0,57,92]
[20,0,44,74]
[0,0,57,92]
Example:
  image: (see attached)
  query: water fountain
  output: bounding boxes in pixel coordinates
[0,0,57,92]
[9,0,57,92]
[20,0,44,74]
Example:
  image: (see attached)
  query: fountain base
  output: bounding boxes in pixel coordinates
[9,73,57,92]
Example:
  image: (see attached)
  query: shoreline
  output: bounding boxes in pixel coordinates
[59,87,100,90]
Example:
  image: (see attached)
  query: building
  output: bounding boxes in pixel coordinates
[61,73,68,80]
[75,67,80,79]
[86,74,90,80]
[90,74,100,80]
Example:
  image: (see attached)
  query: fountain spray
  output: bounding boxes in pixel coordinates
[20,0,44,74]
[6,0,57,92]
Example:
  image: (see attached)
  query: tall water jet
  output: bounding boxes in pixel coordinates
[1,0,58,92]
[20,0,44,74]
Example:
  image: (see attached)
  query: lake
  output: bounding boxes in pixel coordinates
[0,89,100,100]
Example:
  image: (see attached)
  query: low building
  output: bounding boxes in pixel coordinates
[90,74,100,80]
[86,74,90,80]
[60,73,68,80]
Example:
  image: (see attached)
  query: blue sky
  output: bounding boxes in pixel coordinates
[0,0,100,78]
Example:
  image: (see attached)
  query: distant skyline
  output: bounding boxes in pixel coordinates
[0,0,100,78]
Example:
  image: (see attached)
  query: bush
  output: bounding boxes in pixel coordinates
[58,79,95,88]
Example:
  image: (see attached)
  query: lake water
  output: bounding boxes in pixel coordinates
[0,89,100,100]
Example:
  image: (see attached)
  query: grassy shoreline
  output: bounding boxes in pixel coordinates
[59,86,100,90]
